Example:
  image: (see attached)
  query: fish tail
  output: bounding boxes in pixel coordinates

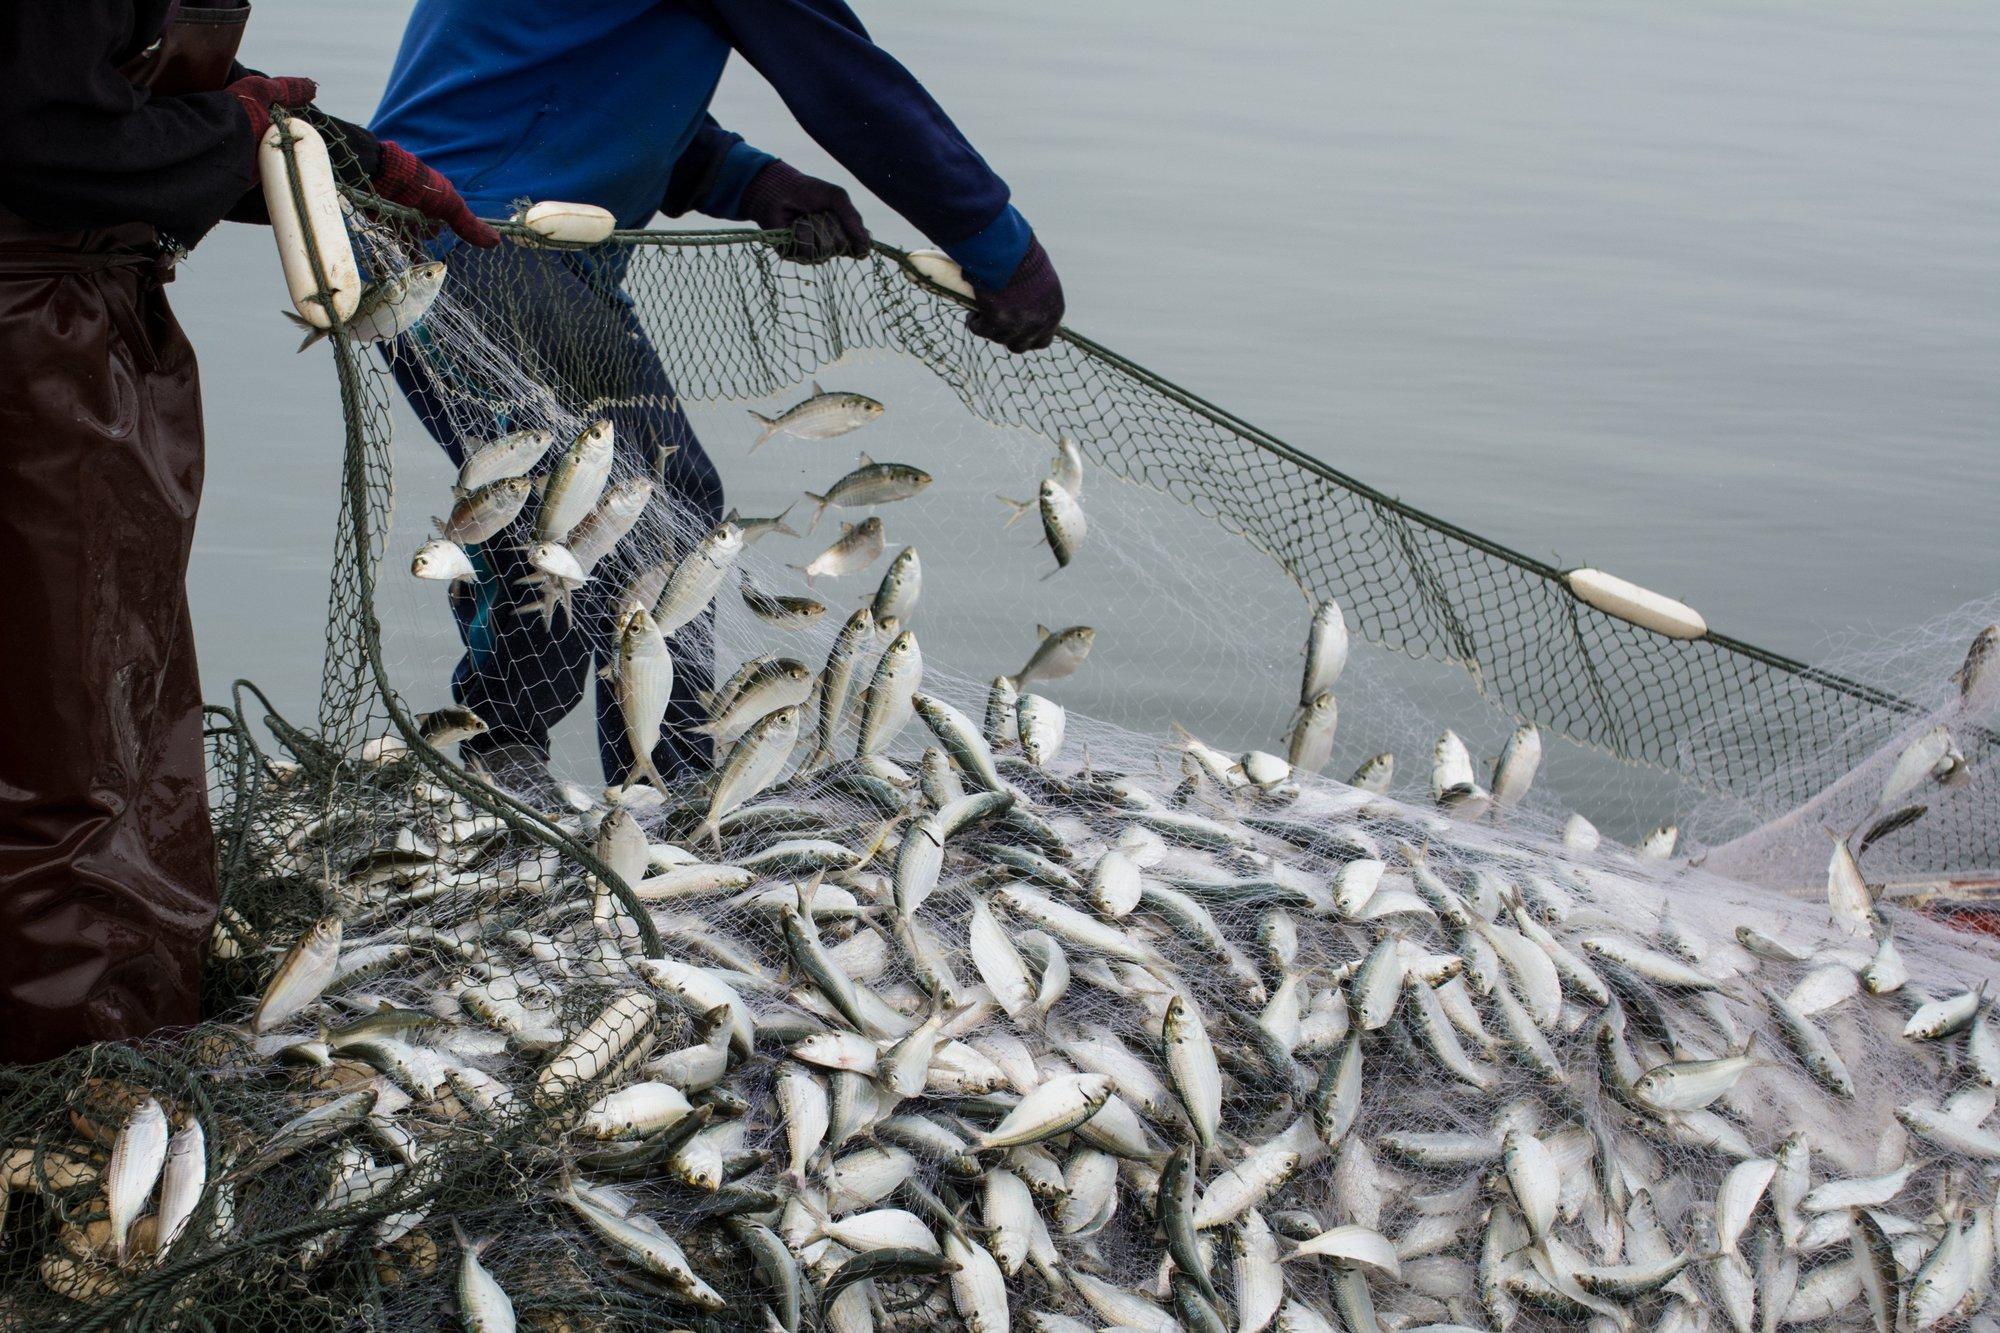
[635,752,673,796]
[770,499,800,538]
[282,309,329,352]
[747,410,779,453]
[803,493,829,531]
[996,495,1034,528]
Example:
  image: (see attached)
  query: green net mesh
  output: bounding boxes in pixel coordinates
[4,116,1996,1331]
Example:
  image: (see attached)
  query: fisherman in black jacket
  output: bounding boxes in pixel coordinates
[0,0,493,1063]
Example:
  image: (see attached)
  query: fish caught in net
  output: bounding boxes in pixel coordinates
[2,122,1996,1330]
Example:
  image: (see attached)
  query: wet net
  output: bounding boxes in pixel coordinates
[2,115,1997,1330]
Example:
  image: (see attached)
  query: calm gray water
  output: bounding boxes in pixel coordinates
[182,1,1999,750]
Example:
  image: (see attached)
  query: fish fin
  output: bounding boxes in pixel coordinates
[786,562,816,586]
[1035,624,1052,641]
[432,517,447,536]
[995,494,1034,528]
[628,751,672,797]
[723,507,739,525]
[858,451,874,467]
[811,380,825,396]
[1038,564,1062,583]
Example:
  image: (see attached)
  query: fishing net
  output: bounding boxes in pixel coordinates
[3,114,1997,1330]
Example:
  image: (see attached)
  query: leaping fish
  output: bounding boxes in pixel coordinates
[747,382,884,452]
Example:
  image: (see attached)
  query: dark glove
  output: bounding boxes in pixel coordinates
[227,74,317,143]
[739,161,870,263]
[966,236,1063,353]
[371,141,502,248]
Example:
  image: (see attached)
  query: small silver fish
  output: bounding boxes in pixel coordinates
[747,381,884,452]
[1288,692,1338,774]
[723,502,800,544]
[654,521,746,634]
[1952,623,1998,706]
[534,419,615,544]
[411,538,475,585]
[792,516,885,584]
[1349,752,1393,794]
[435,477,532,546]
[454,426,554,496]
[285,259,447,351]
[740,573,826,631]
[417,706,488,748]
[871,546,922,632]
[1008,624,1095,691]
[609,606,675,791]
[804,453,932,529]
[1301,601,1349,704]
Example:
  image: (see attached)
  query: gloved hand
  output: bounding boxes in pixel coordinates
[966,236,1063,353]
[227,74,318,143]
[371,141,502,248]
[739,161,870,263]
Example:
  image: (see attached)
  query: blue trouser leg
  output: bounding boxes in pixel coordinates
[388,244,723,785]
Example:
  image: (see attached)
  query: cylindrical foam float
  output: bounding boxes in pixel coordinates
[1567,567,1708,640]
[259,118,360,328]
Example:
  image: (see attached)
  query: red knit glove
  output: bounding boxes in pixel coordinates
[371,141,502,248]
[228,75,318,143]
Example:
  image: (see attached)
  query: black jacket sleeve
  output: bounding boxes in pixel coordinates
[0,0,259,239]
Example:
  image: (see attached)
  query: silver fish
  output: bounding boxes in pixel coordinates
[698,704,802,844]
[534,419,615,544]
[1008,624,1095,691]
[740,573,826,631]
[1288,691,1338,774]
[792,516,885,584]
[747,380,884,452]
[435,476,532,546]
[1952,623,1999,705]
[654,520,746,634]
[871,546,922,632]
[804,453,932,528]
[454,426,554,496]
[1490,723,1541,808]
[609,606,675,792]
[107,1097,170,1264]
[856,631,923,757]
[722,502,800,544]
[411,538,475,585]
[253,914,342,1032]
[1301,601,1349,704]
[286,260,447,350]
[810,608,876,767]
[1349,752,1394,793]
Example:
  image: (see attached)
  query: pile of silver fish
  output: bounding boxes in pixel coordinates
[10,389,1997,1331]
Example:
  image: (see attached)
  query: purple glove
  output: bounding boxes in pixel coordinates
[740,161,871,263]
[966,236,1064,353]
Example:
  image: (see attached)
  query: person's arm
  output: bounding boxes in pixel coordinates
[693,0,1029,290]
[663,116,777,221]
[0,0,262,241]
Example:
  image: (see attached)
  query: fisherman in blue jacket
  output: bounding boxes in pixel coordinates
[373,0,1064,800]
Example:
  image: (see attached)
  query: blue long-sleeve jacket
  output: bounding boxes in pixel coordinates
[371,0,1032,289]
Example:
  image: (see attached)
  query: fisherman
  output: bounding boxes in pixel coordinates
[0,0,494,1063]
[373,0,1067,799]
